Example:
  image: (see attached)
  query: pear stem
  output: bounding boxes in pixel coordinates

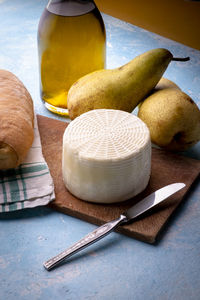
[172,56,190,61]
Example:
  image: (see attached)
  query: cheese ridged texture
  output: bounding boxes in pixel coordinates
[62,109,151,203]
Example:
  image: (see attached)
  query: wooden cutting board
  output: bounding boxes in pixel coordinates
[37,115,200,243]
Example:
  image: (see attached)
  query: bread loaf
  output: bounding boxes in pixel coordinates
[0,70,34,169]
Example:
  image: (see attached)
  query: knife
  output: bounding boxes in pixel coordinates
[44,182,185,270]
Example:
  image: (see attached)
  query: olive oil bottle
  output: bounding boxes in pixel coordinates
[37,0,106,116]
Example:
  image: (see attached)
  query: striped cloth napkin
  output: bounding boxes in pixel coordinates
[0,116,55,212]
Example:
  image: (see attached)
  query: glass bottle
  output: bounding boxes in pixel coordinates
[37,0,106,116]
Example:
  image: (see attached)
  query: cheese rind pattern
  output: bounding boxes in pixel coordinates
[62,109,151,203]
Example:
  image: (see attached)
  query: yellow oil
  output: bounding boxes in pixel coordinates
[38,3,106,116]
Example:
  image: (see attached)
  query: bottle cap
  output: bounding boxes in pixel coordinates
[47,0,95,17]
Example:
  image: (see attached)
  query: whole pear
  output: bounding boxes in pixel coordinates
[68,48,175,120]
[138,88,200,151]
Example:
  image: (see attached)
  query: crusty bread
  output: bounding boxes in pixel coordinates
[0,70,34,169]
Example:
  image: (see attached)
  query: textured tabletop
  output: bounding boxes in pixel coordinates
[0,1,200,299]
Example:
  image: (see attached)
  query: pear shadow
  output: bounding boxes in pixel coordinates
[183,144,200,160]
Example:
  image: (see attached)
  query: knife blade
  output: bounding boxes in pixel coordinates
[44,182,185,270]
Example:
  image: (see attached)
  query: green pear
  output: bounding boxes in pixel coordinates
[138,88,200,151]
[68,48,188,120]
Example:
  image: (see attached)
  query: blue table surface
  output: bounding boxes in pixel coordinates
[0,1,200,299]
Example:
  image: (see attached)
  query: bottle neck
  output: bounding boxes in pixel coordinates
[47,0,96,17]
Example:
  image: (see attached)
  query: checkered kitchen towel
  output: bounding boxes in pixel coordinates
[0,116,55,212]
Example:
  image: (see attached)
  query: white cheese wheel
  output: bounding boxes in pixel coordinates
[62,109,151,203]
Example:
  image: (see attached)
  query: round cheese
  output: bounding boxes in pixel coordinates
[62,109,151,203]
